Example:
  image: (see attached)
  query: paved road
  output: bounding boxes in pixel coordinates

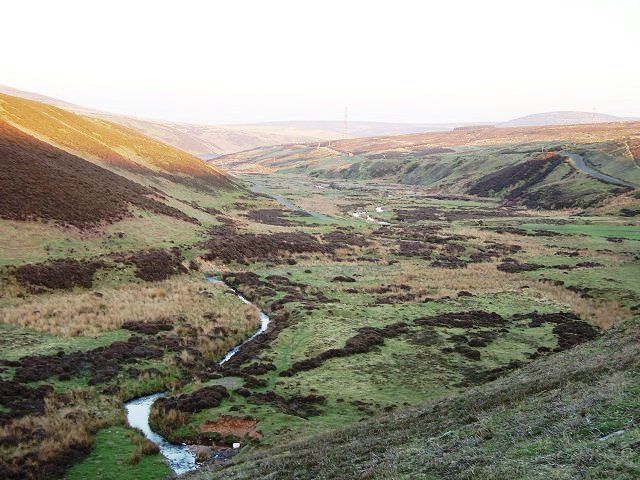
[249,181,334,222]
[566,153,635,188]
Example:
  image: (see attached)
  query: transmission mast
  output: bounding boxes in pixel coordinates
[344,106,348,137]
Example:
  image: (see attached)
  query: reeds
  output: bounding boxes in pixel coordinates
[0,275,260,337]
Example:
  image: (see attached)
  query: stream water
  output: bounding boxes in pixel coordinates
[123,276,270,475]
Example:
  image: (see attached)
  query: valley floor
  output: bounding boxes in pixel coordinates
[1,172,639,480]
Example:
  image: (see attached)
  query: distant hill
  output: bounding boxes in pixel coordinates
[216,121,639,209]
[2,86,636,156]
[0,85,344,155]
[248,120,493,138]
[0,85,490,155]
[500,111,637,127]
[218,121,640,171]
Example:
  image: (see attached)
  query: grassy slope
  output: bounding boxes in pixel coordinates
[214,123,640,209]
[190,318,640,480]
[0,120,195,227]
[64,426,172,480]
[0,91,252,269]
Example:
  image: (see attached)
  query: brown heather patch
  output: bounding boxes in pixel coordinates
[468,153,564,201]
[201,229,335,264]
[121,248,188,281]
[153,385,228,414]
[0,119,197,228]
[12,259,105,291]
[280,322,409,377]
[0,276,260,337]
[589,191,640,215]
[245,209,306,226]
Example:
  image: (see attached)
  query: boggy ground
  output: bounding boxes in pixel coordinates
[148,175,638,475]
[0,186,280,479]
[189,316,640,480]
[1,171,638,479]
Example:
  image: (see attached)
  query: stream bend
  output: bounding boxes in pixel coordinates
[124,275,270,475]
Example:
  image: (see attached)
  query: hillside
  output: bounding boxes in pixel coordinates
[215,122,640,209]
[0,85,343,155]
[190,318,639,480]
[94,116,343,157]
[0,91,246,270]
[0,93,232,191]
[0,120,193,227]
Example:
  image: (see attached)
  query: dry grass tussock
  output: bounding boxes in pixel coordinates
[392,261,527,297]
[127,432,160,465]
[295,194,345,217]
[393,261,628,329]
[529,279,629,329]
[0,390,114,479]
[0,275,260,337]
[452,225,557,256]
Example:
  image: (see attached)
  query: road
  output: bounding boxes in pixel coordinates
[249,181,334,222]
[566,153,635,188]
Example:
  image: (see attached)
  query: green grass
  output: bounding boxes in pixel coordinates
[0,324,130,361]
[519,222,640,241]
[64,426,172,480]
[165,257,578,447]
[0,210,204,267]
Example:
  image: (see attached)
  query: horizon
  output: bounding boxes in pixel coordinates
[2,0,639,125]
[2,81,637,129]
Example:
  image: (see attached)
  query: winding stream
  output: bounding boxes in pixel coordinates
[124,276,270,475]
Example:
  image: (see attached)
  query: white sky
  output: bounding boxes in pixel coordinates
[1,0,638,124]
